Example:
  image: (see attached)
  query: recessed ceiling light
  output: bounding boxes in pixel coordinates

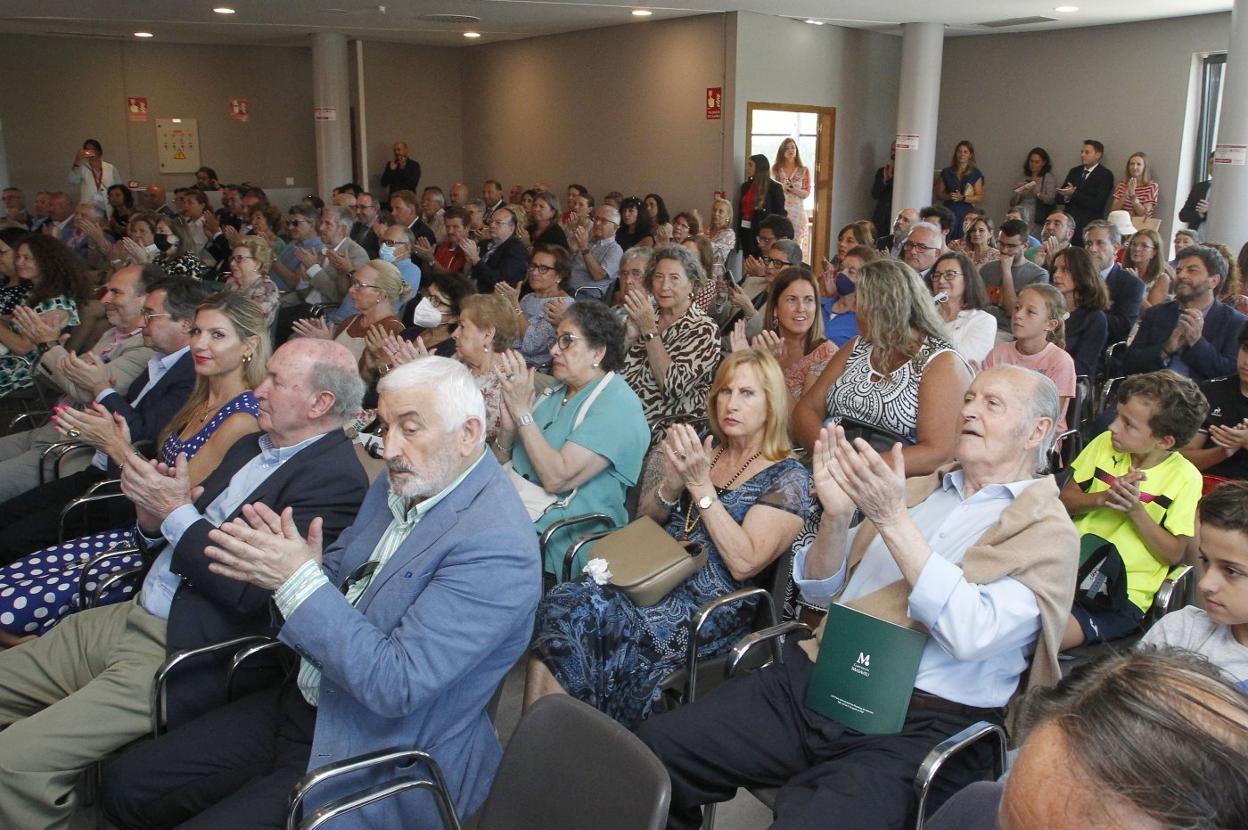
[632,9,653,17]
[212,6,236,14]
[805,19,825,25]
[1054,5,1079,11]
[463,31,481,38]
[133,31,154,38]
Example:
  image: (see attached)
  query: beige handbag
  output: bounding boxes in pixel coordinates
[592,516,708,606]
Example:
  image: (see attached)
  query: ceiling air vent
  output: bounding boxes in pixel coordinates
[977,16,1056,28]
[417,14,482,24]
[44,30,129,40]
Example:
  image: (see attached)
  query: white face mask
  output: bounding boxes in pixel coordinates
[144,243,160,257]
[410,297,443,328]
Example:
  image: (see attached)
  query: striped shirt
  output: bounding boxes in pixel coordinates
[275,450,486,706]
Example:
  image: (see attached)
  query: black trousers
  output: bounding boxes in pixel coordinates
[101,682,316,830]
[0,466,119,565]
[636,638,999,830]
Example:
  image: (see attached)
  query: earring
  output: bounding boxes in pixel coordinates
[592,361,600,368]
[243,353,252,364]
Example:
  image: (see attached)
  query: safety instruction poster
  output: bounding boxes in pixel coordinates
[156,118,201,173]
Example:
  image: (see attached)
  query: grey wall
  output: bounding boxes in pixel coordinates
[0,35,316,194]
[732,12,903,243]
[937,12,1230,238]
[359,40,464,199]
[460,14,730,218]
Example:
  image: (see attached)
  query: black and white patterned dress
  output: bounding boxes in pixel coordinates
[621,305,720,438]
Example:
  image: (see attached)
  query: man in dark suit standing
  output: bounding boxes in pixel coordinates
[870,143,896,237]
[379,141,420,200]
[1178,153,1215,232]
[0,278,209,557]
[1124,245,1247,384]
[1057,140,1114,243]
[0,338,370,830]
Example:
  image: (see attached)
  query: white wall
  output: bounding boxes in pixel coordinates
[732,13,903,243]
[937,13,1230,238]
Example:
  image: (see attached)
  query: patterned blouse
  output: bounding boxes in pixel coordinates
[0,295,80,397]
[709,228,736,282]
[0,281,30,316]
[825,335,958,443]
[621,305,720,435]
[783,340,837,400]
[156,252,209,280]
[235,277,280,326]
[161,391,259,463]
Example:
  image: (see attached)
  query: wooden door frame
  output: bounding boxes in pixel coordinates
[745,102,836,267]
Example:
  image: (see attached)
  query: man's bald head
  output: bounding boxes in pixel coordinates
[255,339,365,445]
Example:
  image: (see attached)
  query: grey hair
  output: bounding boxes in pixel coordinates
[325,206,354,232]
[770,238,804,266]
[1016,647,1248,829]
[903,221,942,244]
[377,356,486,443]
[986,364,1060,472]
[466,198,487,213]
[309,356,367,420]
[389,225,416,247]
[645,243,706,291]
[620,246,653,269]
[596,205,621,225]
[1083,218,1121,247]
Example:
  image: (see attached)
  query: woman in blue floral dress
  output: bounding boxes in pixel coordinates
[0,292,268,644]
[0,234,87,395]
[528,349,810,729]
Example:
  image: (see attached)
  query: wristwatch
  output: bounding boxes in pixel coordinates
[695,495,714,511]
[35,341,55,356]
[643,330,658,342]
[517,413,535,427]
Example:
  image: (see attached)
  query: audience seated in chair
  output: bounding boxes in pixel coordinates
[977,218,1050,339]
[0,279,208,559]
[983,284,1076,434]
[1049,246,1109,379]
[638,366,1077,830]
[1081,220,1144,346]
[926,648,1248,830]
[101,356,539,830]
[0,263,156,503]
[528,348,809,729]
[567,205,623,297]
[1181,324,1248,485]
[0,291,268,645]
[1122,244,1246,385]
[0,337,369,829]
[1059,371,1207,650]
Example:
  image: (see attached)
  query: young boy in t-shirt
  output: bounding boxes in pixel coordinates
[1060,370,1208,649]
[1141,481,1248,690]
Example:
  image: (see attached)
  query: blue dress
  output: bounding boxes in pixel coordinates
[940,167,984,241]
[0,391,259,636]
[533,459,810,729]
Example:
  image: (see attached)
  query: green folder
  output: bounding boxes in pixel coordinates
[804,603,927,734]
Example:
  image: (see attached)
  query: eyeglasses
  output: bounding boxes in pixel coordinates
[228,255,255,264]
[527,263,556,275]
[141,311,170,323]
[762,256,791,268]
[931,270,963,282]
[903,240,939,253]
[350,279,382,291]
[285,218,309,226]
[553,333,582,351]
[380,240,407,249]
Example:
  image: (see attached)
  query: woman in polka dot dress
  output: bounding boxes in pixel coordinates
[0,293,268,645]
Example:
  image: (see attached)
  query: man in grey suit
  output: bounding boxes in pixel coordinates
[102,356,541,830]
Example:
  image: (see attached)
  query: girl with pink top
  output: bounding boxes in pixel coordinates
[984,283,1076,433]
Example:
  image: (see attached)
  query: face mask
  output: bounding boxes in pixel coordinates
[835,273,856,296]
[410,297,443,328]
[154,234,173,253]
[378,242,398,263]
[144,243,160,257]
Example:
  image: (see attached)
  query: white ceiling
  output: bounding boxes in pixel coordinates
[0,0,1231,47]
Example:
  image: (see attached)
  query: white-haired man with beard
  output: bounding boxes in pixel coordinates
[101,356,541,830]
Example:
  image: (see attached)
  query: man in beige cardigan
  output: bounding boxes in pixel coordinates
[639,366,1079,830]
[0,263,156,501]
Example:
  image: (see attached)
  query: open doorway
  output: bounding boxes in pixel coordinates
[746,103,835,266]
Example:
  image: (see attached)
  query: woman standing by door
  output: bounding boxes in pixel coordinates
[737,154,786,258]
[773,138,811,258]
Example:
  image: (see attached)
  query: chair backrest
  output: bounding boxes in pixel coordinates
[474,695,670,830]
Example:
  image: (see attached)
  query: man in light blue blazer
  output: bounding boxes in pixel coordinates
[102,356,541,830]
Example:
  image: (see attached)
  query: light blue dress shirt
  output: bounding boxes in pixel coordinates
[89,345,191,471]
[794,470,1043,708]
[136,431,328,620]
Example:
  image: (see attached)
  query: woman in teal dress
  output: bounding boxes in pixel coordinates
[0,234,88,396]
[934,140,984,242]
[526,349,810,729]
[492,300,651,579]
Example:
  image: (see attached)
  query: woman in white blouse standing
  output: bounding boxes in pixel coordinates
[930,250,996,370]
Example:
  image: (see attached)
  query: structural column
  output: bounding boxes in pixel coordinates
[1205,0,1248,251]
[312,32,352,200]
[891,22,944,223]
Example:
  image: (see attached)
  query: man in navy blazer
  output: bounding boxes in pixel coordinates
[0,278,207,559]
[0,338,370,830]
[1124,245,1247,384]
[1083,220,1145,345]
[101,355,540,830]
[1056,140,1115,243]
